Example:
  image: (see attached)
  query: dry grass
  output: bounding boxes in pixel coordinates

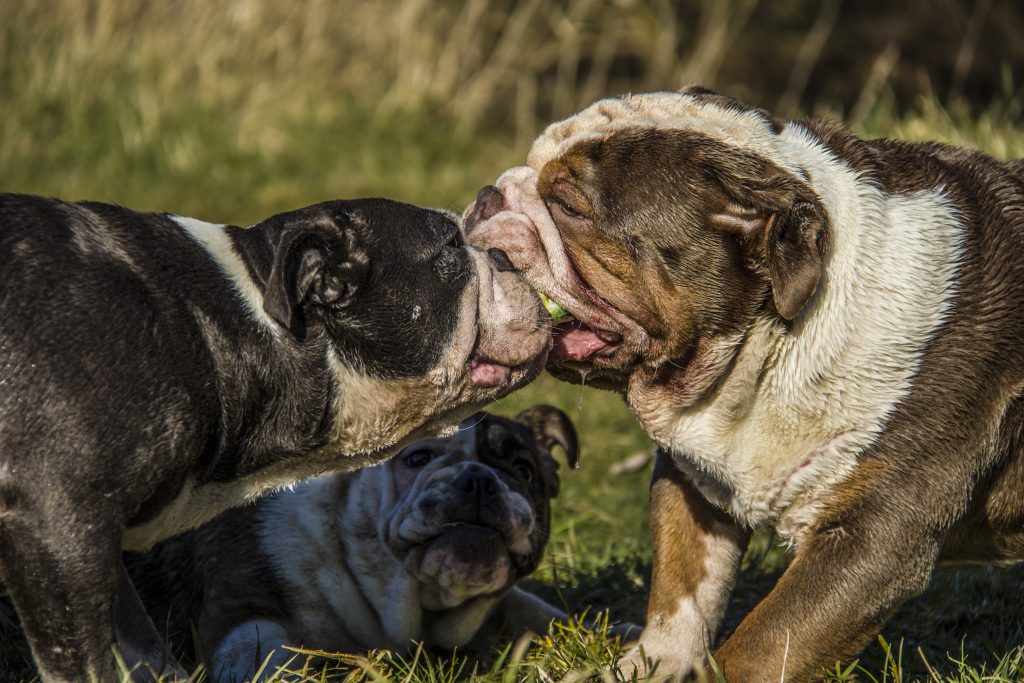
[1,0,756,141]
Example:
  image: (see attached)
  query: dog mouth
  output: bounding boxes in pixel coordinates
[404,523,516,588]
[461,248,551,390]
[467,341,547,390]
[534,255,626,363]
[551,317,623,361]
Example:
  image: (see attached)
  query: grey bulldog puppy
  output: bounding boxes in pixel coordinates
[127,407,582,682]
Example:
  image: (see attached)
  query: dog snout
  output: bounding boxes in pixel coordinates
[465,185,506,233]
[452,464,500,502]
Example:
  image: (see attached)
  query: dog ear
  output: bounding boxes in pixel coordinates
[515,405,579,469]
[709,171,826,321]
[263,214,368,339]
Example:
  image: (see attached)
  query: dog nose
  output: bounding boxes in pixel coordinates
[464,185,506,233]
[475,185,505,221]
[453,465,500,500]
[487,247,517,272]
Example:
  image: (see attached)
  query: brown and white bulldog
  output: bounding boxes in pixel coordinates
[127,407,578,683]
[464,87,1024,681]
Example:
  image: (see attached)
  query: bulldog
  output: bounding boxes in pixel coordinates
[0,193,549,682]
[126,407,577,682]
[463,87,1024,681]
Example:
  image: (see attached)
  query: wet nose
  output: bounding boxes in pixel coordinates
[452,464,500,501]
[465,185,506,233]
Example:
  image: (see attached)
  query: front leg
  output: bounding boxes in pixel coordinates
[712,468,942,682]
[621,450,748,680]
[208,619,295,683]
[0,488,123,683]
[461,587,565,650]
[114,564,188,681]
[468,587,641,650]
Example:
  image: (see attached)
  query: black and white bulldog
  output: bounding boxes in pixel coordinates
[127,407,577,682]
[0,194,550,682]
[464,88,1024,681]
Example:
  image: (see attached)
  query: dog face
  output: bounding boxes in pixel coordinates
[379,407,577,609]
[463,89,825,402]
[249,199,553,453]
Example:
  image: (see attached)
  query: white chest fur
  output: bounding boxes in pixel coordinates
[636,127,965,541]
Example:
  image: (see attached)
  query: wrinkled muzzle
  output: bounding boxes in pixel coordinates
[464,245,551,388]
[462,167,577,311]
[463,168,635,362]
[383,462,538,607]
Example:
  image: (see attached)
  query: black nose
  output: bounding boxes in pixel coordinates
[487,247,517,272]
[452,465,500,500]
[465,185,506,233]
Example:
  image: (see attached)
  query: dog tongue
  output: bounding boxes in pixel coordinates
[470,359,511,387]
[552,325,610,361]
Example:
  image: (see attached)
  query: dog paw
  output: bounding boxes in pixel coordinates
[615,643,698,682]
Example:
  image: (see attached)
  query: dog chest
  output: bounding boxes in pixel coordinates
[652,172,966,537]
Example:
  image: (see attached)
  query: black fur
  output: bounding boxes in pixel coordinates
[0,194,484,682]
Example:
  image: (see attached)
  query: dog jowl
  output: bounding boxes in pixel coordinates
[0,194,550,682]
[465,87,1024,680]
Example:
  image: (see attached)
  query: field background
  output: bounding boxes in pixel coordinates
[1,0,1023,680]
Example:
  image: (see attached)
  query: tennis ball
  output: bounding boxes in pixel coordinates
[539,292,570,320]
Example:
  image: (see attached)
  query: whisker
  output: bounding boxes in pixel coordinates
[457,412,489,431]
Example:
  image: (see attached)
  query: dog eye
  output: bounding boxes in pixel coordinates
[512,457,534,482]
[403,449,434,468]
[551,200,583,220]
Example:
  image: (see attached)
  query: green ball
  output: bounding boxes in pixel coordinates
[540,293,570,320]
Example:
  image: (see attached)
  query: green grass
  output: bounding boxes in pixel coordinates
[3,15,1024,680]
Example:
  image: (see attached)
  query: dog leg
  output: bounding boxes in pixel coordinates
[208,619,295,683]
[477,586,567,642]
[712,466,945,682]
[0,496,123,682]
[471,587,640,648]
[114,564,188,681]
[619,450,747,681]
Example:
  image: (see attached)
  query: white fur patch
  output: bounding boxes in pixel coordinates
[528,92,798,177]
[621,525,744,677]
[258,472,405,651]
[660,146,962,535]
[171,216,280,334]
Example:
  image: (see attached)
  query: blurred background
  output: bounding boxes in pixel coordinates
[2,0,1022,220]
[1,1,1023,679]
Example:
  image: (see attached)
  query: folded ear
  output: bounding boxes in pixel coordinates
[515,404,579,469]
[709,173,826,321]
[263,214,368,340]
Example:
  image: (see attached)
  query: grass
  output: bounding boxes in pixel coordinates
[2,2,1024,681]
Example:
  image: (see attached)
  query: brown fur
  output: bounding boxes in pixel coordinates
[646,452,740,620]
[466,87,1024,681]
